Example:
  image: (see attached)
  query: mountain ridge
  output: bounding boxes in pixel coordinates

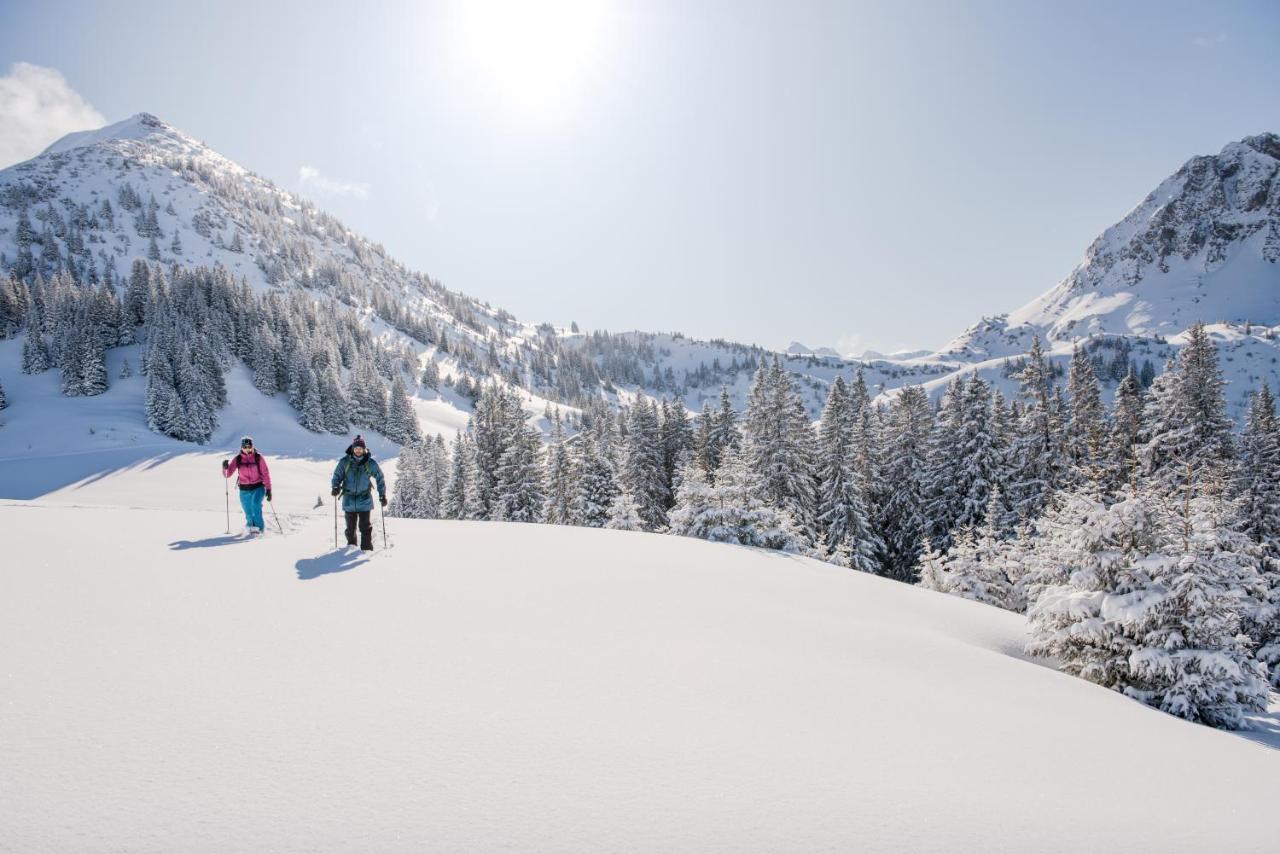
[2,116,1279,432]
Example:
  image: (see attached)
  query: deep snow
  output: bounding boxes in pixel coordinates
[1,488,1278,852]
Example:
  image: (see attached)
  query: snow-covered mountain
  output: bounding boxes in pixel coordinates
[1,117,1278,441]
[942,133,1280,358]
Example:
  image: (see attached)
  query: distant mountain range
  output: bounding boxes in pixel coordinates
[1,115,1277,432]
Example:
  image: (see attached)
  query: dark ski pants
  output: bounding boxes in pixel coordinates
[345,510,373,550]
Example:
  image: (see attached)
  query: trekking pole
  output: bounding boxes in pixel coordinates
[379,492,388,549]
[333,494,339,549]
[224,470,230,534]
[268,496,284,535]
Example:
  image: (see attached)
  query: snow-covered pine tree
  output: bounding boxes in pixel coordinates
[914,539,950,593]
[1026,469,1268,729]
[606,490,645,532]
[1239,383,1280,552]
[668,458,713,538]
[390,440,427,518]
[953,376,1005,532]
[543,412,573,525]
[682,445,808,552]
[921,379,965,549]
[943,489,1015,610]
[879,384,933,581]
[385,373,421,445]
[1064,344,1108,481]
[494,425,545,523]
[660,397,694,506]
[1122,484,1269,728]
[622,396,668,530]
[21,329,49,374]
[1008,335,1059,522]
[77,336,109,397]
[420,358,440,391]
[743,356,818,544]
[1109,367,1144,491]
[348,359,389,433]
[569,431,618,527]
[0,376,7,410]
[1141,325,1235,489]
[815,376,880,572]
[1025,486,1165,691]
[701,385,741,477]
[443,431,480,520]
[299,373,326,432]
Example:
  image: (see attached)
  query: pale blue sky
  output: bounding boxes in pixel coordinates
[1,0,1277,353]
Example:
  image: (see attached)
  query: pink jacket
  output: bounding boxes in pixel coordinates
[225,451,272,490]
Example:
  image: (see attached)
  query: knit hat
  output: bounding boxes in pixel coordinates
[241,436,254,448]
[351,435,366,449]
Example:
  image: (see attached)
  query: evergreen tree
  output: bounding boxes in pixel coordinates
[22,330,49,374]
[879,385,933,581]
[299,374,326,433]
[622,396,668,530]
[743,357,818,543]
[941,489,1016,610]
[0,376,7,410]
[921,380,965,549]
[444,431,482,520]
[385,373,421,445]
[674,446,808,552]
[1008,335,1059,522]
[349,359,389,432]
[606,491,645,532]
[543,413,574,525]
[570,432,618,528]
[77,337,108,396]
[660,397,694,504]
[815,376,880,572]
[1239,383,1280,551]
[1110,368,1144,490]
[390,440,427,518]
[1065,344,1107,478]
[494,425,545,523]
[1027,478,1267,729]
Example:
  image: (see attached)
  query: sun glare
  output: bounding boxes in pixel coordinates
[454,0,616,124]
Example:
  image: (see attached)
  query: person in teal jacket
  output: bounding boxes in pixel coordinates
[330,435,387,550]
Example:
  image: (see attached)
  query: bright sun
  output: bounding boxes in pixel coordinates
[455,0,616,124]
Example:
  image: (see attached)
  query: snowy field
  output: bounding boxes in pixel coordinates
[2,479,1279,851]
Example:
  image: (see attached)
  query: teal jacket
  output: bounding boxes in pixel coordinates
[331,449,386,512]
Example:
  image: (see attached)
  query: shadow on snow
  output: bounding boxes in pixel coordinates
[168,534,254,550]
[295,549,370,581]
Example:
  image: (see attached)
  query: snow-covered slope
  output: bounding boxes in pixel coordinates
[2,488,1277,852]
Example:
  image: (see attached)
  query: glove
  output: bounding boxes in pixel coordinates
[331,487,342,497]
[266,489,272,502]
[380,496,388,507]
[221,459,229,472]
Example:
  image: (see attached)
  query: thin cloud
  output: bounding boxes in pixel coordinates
[0,62,106,168]
[1191,33,1227,48]
[298,165,371,199]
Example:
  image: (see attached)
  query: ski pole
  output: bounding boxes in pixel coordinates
[224,468,230,534]
[334,494,339,549]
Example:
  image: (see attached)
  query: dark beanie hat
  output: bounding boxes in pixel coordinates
[352,435,366,449]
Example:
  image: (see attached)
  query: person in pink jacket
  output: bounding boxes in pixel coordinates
[222,436,273,533]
